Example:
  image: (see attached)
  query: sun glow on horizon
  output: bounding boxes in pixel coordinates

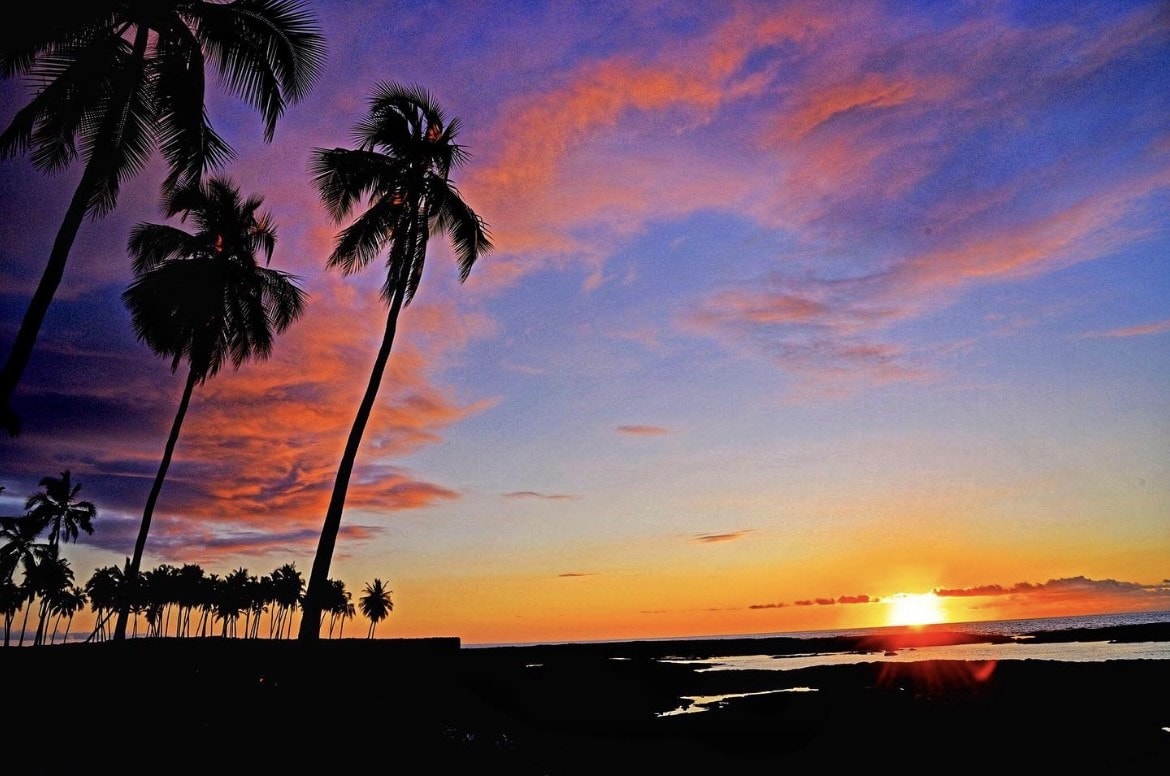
[887,592,947,628]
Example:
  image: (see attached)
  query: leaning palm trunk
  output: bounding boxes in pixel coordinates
[0,26,151,435]
[113,368,198,640]
[299,291,405,640]
[0,182,89,433]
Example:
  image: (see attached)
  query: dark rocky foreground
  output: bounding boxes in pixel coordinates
[5,624,1169,773]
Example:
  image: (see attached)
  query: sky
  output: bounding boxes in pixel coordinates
[1,0,1168,646]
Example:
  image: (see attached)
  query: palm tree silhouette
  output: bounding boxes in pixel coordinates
[24,470,96,554]
[269,563,304,639]
[322,578,353,639]
[359,578,394,639]
[26,551,74,646]
[298,83,492,641]
[113,176,307,641]
[0,0,325,436]
[47,582,86,644]
[0,577,21,646]
[84,564,128,642]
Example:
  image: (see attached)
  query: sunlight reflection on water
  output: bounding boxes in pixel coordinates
[662,639,1170,673]
[658,687,818,717]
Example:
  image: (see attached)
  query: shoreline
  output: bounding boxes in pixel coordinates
[8,623,1170,771]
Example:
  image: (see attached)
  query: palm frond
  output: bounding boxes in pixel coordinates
[195,0,325,141]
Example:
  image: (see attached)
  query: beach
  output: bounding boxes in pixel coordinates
[7,623,1169,773]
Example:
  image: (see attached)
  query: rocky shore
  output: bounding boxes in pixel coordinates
[7,623,1169,773]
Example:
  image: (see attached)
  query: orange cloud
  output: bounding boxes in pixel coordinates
[781,73,919,140]
[616,424,671,436]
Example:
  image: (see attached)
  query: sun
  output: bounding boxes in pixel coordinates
[886,592,946,628]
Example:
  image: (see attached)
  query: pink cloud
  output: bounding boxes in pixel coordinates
[1081,318,1170,338]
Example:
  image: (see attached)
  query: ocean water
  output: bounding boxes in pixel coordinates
[655,610,1170,716]
[660,609,1170,672]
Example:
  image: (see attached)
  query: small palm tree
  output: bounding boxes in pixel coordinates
[299,83,491,640]
[0,0,325,435]
[359,578,394,639]
[24,470,96,554]
[114,176,307,641]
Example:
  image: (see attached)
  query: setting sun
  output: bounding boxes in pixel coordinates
[887,593,946,627]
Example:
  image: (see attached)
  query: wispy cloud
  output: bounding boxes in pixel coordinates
[1081,318,1170,338]
[691,530,752,544]
[934,576,1166,599]
[504,490,579,501]
[616,424,671,436]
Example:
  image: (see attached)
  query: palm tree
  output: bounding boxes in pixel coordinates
[359,578,394,639]
[0,513,49,587]
[268,562,303,639]
[24,470,96,553]
[84,563,128,642]
[46,583,86,644]
[0,577,23,647]
[0,0,325,436]
[298,83,492,641]
[318,577,352,639]
[26,551,74,646]
[113,176,308,641]
[174,563,207,637]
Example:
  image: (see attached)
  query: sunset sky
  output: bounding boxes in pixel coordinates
[1,0,1167,646]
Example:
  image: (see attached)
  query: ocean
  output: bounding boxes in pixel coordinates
[657,609,1170,672]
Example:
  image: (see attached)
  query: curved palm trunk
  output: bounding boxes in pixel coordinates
[0,26,150,438]
[0,175,96,436]
[299,291,405,641]
[113,367,199,641]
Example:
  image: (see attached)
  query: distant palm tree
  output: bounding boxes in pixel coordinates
[24,470,96,554]
[359,578,394,639]
[114,176,307,641]
[0,0,325,435]
[175,563,207,637]
[47,583,86,644]
[84,563,128,642]
[269,563,304,639]
[299,83,492,640]
[1,577,22,647]
[26,551,74,646]
[322,578,353,639]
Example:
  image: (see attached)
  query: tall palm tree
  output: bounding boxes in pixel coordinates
[113,176,307,641]
[0,0,325,436]
[358,578,393,639]
[298,83,492,641]
[24,470,96,553]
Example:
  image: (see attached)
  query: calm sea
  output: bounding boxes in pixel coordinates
[659,609,1170,672]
